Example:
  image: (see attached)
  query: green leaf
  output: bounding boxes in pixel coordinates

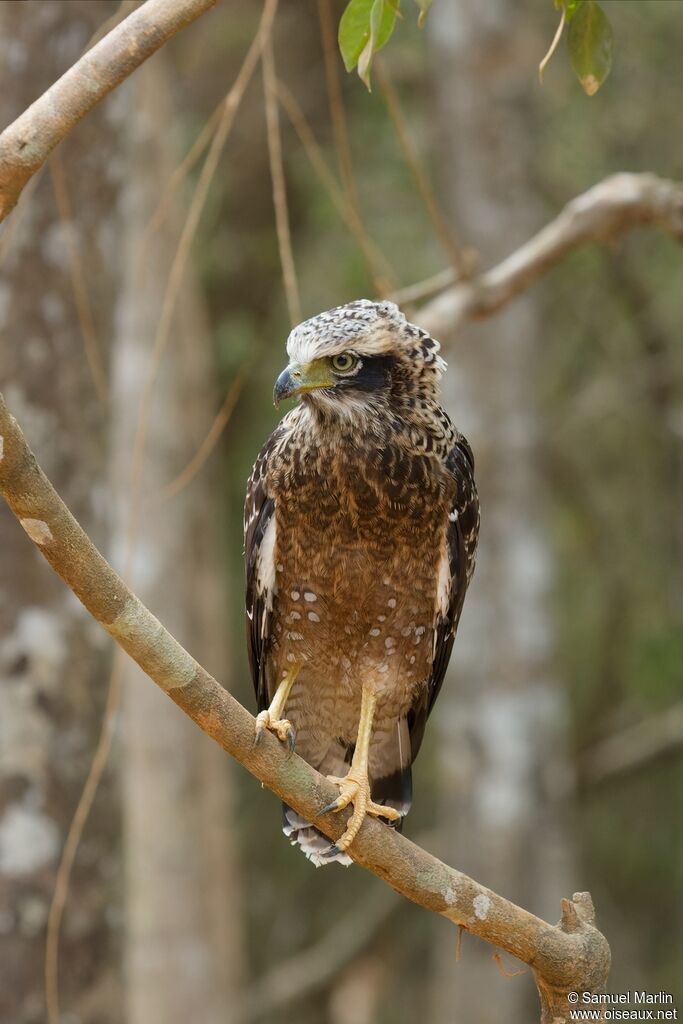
[357,0,384,89]
[414,0,432,28]
[567,0,613,95]
[338,0,398,84]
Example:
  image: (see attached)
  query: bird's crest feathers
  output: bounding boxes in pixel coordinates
[286,299,446,385]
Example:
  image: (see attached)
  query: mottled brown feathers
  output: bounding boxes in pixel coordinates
[245,300,478,865]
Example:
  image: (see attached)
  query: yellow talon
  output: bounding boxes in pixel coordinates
[254,665,299,751]
[324,768,400,852]
[321,682,401,855]
[254,709,296,750]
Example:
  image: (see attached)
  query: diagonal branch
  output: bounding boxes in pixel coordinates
[276,80,396,297]
[0,392,609,1024]
[239,884,398,1022]
[374,58,472,282]
[416,173,683,336]
[0,0,218,223]
[578,702,683,788]
[262,31,302,326]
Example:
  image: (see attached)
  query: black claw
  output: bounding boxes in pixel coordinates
[329,844,341,857]
[253,728,264,748]
[286,727,296,754]
[321,797,342,815]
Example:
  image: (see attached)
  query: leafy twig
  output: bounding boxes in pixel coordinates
[540,1,613,96]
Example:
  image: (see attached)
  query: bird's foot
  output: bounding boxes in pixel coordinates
[254,710,296,752]
[322,769,401,854]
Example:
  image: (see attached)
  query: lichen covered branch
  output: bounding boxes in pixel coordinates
[0,0,218,222]
[417,173,683,336]
[0,393,609,1023]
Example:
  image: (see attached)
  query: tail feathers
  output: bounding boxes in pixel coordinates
[370,717,413,820]
[282,780,408,867]
[371,766,412,823]
[282,804,353,867]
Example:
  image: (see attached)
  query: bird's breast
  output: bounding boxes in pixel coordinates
[268,439,449,705]
[273,436,451,533]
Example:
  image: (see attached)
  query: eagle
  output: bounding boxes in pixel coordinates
[244,300,478,865]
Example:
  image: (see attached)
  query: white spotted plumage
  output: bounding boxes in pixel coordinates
[244,300,479,866]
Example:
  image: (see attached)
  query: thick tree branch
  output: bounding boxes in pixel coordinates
[416,173,683,335]
[0,393,609,1023]
[0,0,218,223]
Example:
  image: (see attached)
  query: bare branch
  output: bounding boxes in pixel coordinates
[375,59,473,281]
[318,0,364,222]
[0,392,610,1023]
[579,702,683,787]
[263,31,302,326]
[317,0,396,297]
[417,173,683,336]
[0,0,218,223]
[277,80,396,297]
[45,654,125,1024]
[389,267,457,306]
[239,885,398,1022]
[157,369,248,502]
[126,0,278,535]
[242,828,438,1020]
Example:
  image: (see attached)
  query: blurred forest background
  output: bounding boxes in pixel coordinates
[1,2,682,1023]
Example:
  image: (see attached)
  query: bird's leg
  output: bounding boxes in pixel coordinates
[254,664,299,751]
[323,683,401,854]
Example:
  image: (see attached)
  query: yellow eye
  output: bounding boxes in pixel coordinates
[331,353,358,373]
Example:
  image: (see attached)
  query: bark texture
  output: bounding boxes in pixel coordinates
[0,0,218,222]
[418,173,683,333]
[0,4,123,1021]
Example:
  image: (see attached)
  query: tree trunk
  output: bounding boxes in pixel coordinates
[426,4,575,1022]
[110,59,245,1024]
[0,3,124,1022]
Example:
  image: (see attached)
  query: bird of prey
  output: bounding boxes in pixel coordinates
[244,300,478,865]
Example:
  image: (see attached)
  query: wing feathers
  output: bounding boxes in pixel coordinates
[245,428,284,711]
[407,436,479,761]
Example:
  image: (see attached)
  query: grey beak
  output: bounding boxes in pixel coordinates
[273,367,296,408]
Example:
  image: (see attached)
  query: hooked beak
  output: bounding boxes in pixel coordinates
[273,360,336,407]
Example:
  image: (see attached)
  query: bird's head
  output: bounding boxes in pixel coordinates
[273,300,446,418]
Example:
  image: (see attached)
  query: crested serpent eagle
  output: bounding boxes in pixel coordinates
[244,300,478,865]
